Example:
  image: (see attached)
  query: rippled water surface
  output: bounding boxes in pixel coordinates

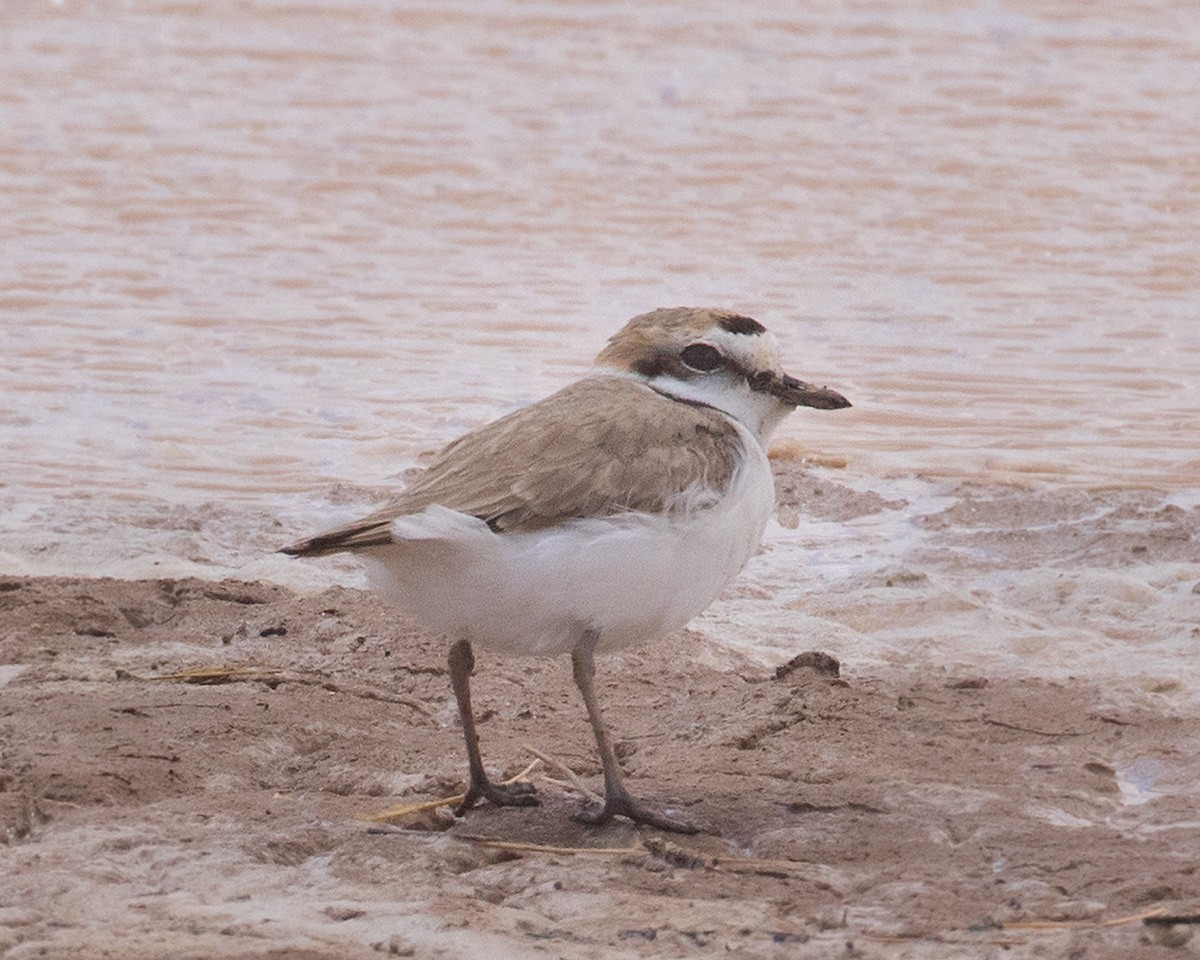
[2,2,1198,691]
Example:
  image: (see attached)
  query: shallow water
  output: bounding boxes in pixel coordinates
[3,1,1198,696]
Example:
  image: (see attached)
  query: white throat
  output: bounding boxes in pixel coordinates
[644,372,789,443]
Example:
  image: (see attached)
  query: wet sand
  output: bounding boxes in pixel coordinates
[2,464,1197,960]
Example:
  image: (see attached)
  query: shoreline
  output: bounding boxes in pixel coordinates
[3,463,1197,701]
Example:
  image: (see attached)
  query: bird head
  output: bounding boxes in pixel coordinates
[595,307,851,438]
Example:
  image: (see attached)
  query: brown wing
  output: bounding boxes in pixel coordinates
[281,376,744,557]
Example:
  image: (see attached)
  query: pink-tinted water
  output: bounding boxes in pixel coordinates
[1,2,1197,691]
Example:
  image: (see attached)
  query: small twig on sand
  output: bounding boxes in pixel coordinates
[301,678,431,716]
[1144,912,1200,926]
[948,714,1095,738]
[455,835,640,856]
[982,716,1093,738]
[153,666,282,684]
[147,666,431,715]
[358,759,542,823]
[521,743,604,803]
[1003,907,1169,930]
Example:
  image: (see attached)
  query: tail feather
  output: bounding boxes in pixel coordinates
[279,520,394,558]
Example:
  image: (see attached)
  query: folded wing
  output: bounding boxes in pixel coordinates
[281,376,743,557]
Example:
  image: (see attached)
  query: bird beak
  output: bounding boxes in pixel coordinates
[750,370,852,410]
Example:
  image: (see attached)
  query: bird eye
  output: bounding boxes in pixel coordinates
[680,343,723,373]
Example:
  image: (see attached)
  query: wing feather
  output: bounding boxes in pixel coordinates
[281,376,743,556]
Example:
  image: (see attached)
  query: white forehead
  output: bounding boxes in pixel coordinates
[706,326,781,372]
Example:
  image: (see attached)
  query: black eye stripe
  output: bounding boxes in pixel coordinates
[680,343,723,372]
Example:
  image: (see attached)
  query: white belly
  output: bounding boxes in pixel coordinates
[360,432,776,657]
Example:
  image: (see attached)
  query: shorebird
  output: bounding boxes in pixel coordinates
[282,307,850,833]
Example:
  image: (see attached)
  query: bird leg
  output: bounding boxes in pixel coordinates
[447,638,538,814]
[570,631,698,834]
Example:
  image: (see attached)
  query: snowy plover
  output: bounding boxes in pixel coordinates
[283,307,850,832]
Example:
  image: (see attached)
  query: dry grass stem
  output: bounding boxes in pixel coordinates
[457,835,640,856]
[358,759,542,823]
[1002,907,1170,930]
[521,743,604,803]
[154,667,282,684]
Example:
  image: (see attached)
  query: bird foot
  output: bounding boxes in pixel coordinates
[574,792,698,834]
[456,777,539,815]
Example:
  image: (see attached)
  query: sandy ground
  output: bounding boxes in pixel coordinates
[2,470,1199,959]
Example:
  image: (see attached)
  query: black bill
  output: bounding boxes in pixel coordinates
[750,370,852,410]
